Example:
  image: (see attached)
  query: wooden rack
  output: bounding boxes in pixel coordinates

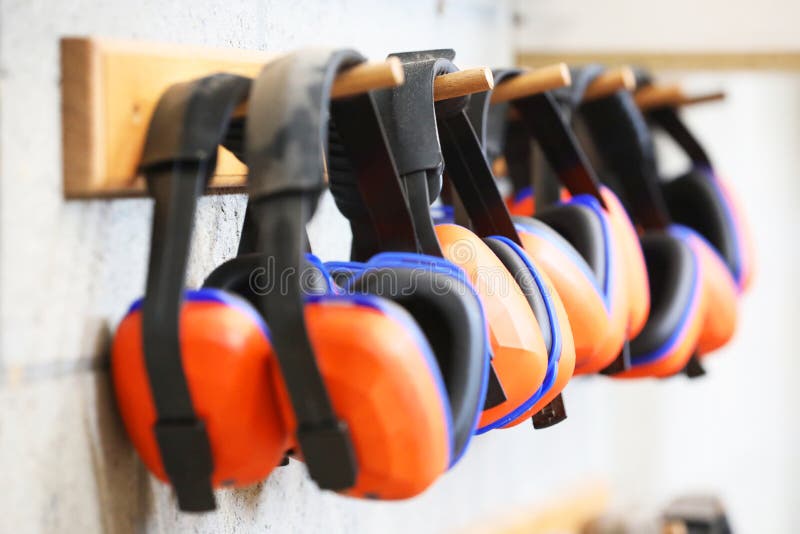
[61,38,493,198]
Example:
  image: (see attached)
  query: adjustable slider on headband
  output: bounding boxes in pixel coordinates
[154,420,215,512]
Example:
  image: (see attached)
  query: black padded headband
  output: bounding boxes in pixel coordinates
[468,69,606,210]
[244,49,367,493]
[577,71,672,229]
[139,73,251,511]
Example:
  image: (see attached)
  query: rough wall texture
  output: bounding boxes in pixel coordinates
[0,1,614,532]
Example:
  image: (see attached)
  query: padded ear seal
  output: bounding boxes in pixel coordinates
[661,169,739,277]
[629,234,699,363]
[532,203,607,284]
[348,266,487,463]
[204,252,333,307]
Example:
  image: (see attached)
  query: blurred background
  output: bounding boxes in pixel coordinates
[0,0,797,532]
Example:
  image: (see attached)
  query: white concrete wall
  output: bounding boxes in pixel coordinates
[0,1,614,533]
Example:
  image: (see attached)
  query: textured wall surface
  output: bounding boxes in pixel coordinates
[0,1,612,533]
[2,1,798,533]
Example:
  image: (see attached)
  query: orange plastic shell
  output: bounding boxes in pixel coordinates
[112,298,451,500]
[435,224,548,429]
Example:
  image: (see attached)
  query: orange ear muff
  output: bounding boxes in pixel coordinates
[672,225,739,356]
[513,190,637,375]
[112,291,289,489]
[613,233,707,378]
[480,235,576,429]
[599,187,650,339]
[434,224,549,432]
[501,265,576,427]
[712,175,757,292]
[113,291,453,500]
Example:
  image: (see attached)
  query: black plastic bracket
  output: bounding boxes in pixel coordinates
[600,339,632,375]
[531,394,567,429]
[683,353,707,378]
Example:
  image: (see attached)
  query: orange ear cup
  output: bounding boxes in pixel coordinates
[599,188,650,339]
[613,237,709,379]
[113,299,450,500]
[112,301,289,488]
[683,230,739,356]
[507,193,535,217]
[434,224,549,430]
[501,268,576,427]
[515,230,609,372]
[716,176,756,292]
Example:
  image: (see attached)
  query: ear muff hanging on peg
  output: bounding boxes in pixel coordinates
[111,73,268,512]
[467,67,648,378]
[633,70,755,295]
[212,50,491,497]
[113,50,475,510]
[578,69,739,376]
[329,49,575,432]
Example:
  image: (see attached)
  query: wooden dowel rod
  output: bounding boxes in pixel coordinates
[433,67,495,101]
[233,58,405,117]
[634,84,683,110]
[679,90,726,106]
[635,83,725,110]
[583,66,637,101]
[331,56,405,99]
[490,63,571,104]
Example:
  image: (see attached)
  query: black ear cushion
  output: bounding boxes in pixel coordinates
[512,215,598,286]
[534,204,607,285]
[203,252,330,311]
[630,234,697,357]
[482,237,552,353]
[349,266,486,461]
[661,169,737,274]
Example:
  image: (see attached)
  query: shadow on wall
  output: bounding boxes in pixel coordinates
[85,323,153,534]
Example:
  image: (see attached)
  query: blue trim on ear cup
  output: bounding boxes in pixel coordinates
[513,220,606,309]
[126,288,271,340]
[567,194,614,311]
[475,236,562,433]
[699,166,744,286]
[305,253,337,294]
[431,204,455,225]
[514,186,533,203]
[629,225,702,366]
[306,293,455,465]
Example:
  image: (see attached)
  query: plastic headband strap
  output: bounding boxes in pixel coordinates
[245,49,361,491]
[139,73,251,512]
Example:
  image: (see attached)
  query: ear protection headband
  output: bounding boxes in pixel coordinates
[634,70,755,293]
[111,73,257,511]
[578,73,738,376]
[350,50,576,431]
[114,51,479,511]
[468,70,649,376]
[212,50,490,496]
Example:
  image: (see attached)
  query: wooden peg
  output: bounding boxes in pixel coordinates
[61,37,405,198]
[490,63,571,104]
[634,84,684,110]
[635,83,726,111]
[433,67,495,101]
[679,90,726,106]
[583,66,637,101]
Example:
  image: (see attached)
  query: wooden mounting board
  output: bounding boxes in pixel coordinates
[60,37,406,198]
[61,37,281,197]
